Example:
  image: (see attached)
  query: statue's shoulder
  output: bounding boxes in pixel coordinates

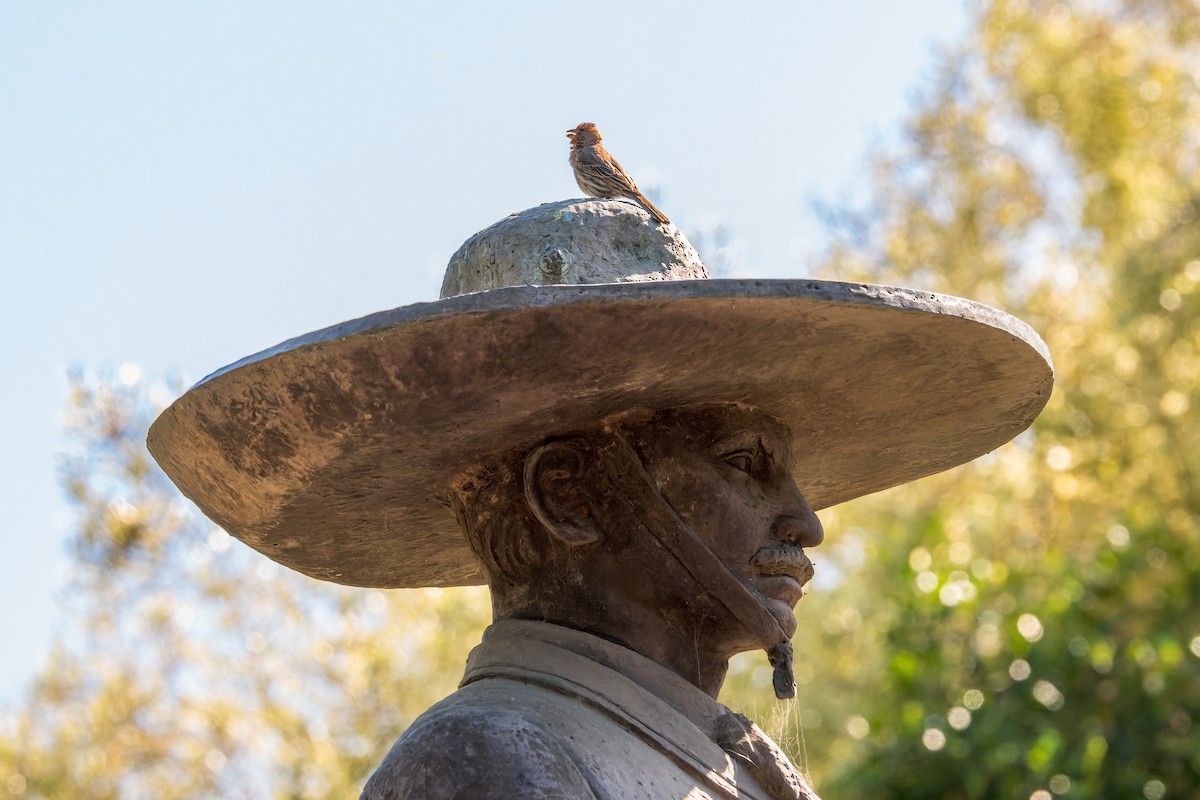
[359,680,599,800]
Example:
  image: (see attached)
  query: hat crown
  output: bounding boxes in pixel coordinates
[440,198,708,298]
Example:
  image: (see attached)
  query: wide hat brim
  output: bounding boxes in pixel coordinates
[148,279,1053,588]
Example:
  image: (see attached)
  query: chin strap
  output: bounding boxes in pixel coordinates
[597,436,797,700]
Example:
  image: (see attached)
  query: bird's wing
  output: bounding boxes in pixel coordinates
[578,148,639,191]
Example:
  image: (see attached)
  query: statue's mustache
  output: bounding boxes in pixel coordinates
[750,543,815,584]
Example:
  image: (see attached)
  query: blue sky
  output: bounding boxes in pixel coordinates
[0,1,967,703]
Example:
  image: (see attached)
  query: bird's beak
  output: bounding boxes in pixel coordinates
[566,129,575,138]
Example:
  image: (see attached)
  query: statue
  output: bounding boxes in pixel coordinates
[147,199,1053,799]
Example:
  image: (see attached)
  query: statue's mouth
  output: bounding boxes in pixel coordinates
[750,544,815,590]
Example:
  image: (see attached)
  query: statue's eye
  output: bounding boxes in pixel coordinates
[723,451,754,473]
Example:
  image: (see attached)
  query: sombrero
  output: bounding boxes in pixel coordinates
[147,199,1053,589]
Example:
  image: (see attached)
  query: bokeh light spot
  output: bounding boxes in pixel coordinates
[1106,525,1130,548]
[1009,659,1032,681]
[1115,347,1140,376]
[974,620,1003,657]
[1160,390,1189,416]
[1139,79,1162,101]
[1018,613,1044,642]
[971,558,993,579]
[948,541,972,564]
[839,607,862,631]
[846,716,870,739]
[1047,446,1072,471]
[365,590,387,614]
[921,728,946,751]
[915,571,939,593]
[1033,680,1064,710]
[908,547,932,571]
[118,362,142,386]
[207,527,232,553]
[947,706,971,730]
[939,572,976,606]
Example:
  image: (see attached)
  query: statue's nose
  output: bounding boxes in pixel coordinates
[771,488,824,548]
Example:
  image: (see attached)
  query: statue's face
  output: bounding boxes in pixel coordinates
[632,407,824,641]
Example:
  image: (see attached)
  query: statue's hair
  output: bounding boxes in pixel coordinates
[449,427,618,592]
[449,451,551,587]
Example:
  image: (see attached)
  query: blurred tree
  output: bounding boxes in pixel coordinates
[0,374,490,798]
[722,1,1199,798]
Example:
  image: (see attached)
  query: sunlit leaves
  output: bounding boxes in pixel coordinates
[0,373,491,798]
[720,1,1200,797]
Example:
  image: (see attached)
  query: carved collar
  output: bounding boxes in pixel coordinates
[462,619,803,800]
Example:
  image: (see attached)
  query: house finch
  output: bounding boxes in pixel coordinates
[567,122,670,225]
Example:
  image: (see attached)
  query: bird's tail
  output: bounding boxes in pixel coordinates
[632,191,670,225]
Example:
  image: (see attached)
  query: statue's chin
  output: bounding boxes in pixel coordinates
[744,585,799,641]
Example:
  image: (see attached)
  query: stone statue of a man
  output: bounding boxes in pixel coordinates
[147,200,1053,800]
[363,405,823,798]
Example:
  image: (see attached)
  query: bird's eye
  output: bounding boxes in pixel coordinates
[723,451,754,474]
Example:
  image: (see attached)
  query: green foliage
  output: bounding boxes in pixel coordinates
[722,1,1200,797]
[1,375,489,798]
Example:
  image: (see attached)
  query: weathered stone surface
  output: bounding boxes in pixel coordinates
[147,277,1052,590]
[146,202,1052,590]
[145,198,1054,800]
[360,620,820,799]
[440,198,707,297]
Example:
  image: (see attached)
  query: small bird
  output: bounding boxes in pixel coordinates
[567,122,670,225]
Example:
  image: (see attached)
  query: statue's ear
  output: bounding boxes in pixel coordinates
[523,440,603,546]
